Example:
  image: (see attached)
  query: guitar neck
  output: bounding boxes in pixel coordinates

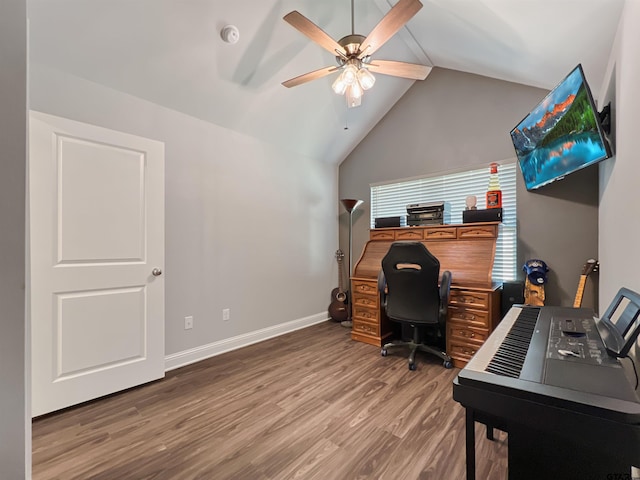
[337,258,346,293]
[573,275,588,308]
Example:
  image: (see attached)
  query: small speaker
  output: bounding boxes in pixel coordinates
[502,281,525,317]
[463,208,502,223]
[374,216,406,228]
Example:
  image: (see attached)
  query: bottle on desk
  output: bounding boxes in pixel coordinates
[486,162,502,209]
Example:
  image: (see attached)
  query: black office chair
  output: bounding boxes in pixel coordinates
[378,242,453,370]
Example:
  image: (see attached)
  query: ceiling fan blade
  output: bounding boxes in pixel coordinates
[367,60,432,80]
[282,66,339,88]
[284,11,346,57]
[358,0,423,58]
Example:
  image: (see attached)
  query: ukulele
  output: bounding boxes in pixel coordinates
[328,250,349,322]
[573,259,599,308]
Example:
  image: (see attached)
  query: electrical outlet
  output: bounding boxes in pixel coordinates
[222,308,230,321]
[184,316,193,330]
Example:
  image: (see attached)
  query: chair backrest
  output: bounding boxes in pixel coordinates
[381,242,442,324]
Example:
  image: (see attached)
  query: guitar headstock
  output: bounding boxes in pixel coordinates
[335,249,345,261]
[582,259,599,276]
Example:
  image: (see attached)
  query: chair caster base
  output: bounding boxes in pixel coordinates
[443,360,453,369]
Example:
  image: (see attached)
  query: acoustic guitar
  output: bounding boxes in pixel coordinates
[328,250,349,322]
[573,259,599,308]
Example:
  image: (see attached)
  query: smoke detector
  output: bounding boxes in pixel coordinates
[221,25,240,44]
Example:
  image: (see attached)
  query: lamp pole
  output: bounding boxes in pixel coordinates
[340,199,363,328]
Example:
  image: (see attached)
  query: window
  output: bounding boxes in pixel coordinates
[370,163,517,282]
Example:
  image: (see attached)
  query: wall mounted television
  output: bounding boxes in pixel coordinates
[510,64,612,191]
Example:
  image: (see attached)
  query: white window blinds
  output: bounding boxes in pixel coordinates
[370,163,517,283]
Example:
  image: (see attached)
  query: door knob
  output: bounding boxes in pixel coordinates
[152,268,162,276]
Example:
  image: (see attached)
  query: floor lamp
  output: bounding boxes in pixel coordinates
[340,198,363,328]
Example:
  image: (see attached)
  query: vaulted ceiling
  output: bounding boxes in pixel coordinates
[27,0,625,164]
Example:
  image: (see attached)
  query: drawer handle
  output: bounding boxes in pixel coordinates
[457,330,475,338]
[458,296,482,304]
[454,313,477,321]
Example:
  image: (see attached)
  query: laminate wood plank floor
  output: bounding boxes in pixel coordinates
[33,321,508,479]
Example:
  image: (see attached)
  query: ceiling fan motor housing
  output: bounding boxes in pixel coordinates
[336,34,370,66]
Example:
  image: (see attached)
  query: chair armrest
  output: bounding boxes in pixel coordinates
[440,270,452,318]
[378,269,387,309]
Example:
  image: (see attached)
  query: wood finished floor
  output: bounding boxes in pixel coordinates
[32,321,508,480]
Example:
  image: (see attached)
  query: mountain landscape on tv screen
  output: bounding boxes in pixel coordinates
[510,68,607,190]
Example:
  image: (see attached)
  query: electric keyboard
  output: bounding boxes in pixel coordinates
[453,304,640,480]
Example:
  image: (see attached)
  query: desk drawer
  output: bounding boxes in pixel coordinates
[448,306,489,329]
[450,290,490,310]
[424,228,456,240]
[352,295,377,308]
[447,320,488,343]
[353,305,377,322]
[458,225,497,238]
[448,339,482,362]
[352,319,380,337]
[395,229,423,240]
[352,280,378,296]
[370,230,395,241]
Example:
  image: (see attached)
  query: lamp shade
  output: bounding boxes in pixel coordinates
[341,198,363,213]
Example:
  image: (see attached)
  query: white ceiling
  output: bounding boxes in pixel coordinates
[27,0,625,165]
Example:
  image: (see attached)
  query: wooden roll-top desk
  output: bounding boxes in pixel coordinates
[350,222,502,368]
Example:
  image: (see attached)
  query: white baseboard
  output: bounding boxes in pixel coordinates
[164,312,329,371]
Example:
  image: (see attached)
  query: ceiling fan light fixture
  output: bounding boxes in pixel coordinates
[357,67,376,90]
[342,64,358,85]
[332,73,348,95]
[346,85,362,108]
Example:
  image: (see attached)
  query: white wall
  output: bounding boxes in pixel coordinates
[29,64,338,359]
[599,1,640,305]
[0,0,29,478]
[599,5,640,430]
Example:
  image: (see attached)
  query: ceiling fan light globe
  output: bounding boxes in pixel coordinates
[332,74,348,95]
[349,81,363,99]
[357,68,376,90]
[343,64,358,85]
[346,87,362,108]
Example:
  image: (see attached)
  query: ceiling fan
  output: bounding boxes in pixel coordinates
[282,0,431,108]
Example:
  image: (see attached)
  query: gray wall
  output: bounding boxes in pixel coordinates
[29,64,338,358]
[339,67,599,309]
[0,0,29,477]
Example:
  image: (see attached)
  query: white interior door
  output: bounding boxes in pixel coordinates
[29,111,165,417]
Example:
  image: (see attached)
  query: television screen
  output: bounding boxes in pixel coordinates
[510,64,612,191]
